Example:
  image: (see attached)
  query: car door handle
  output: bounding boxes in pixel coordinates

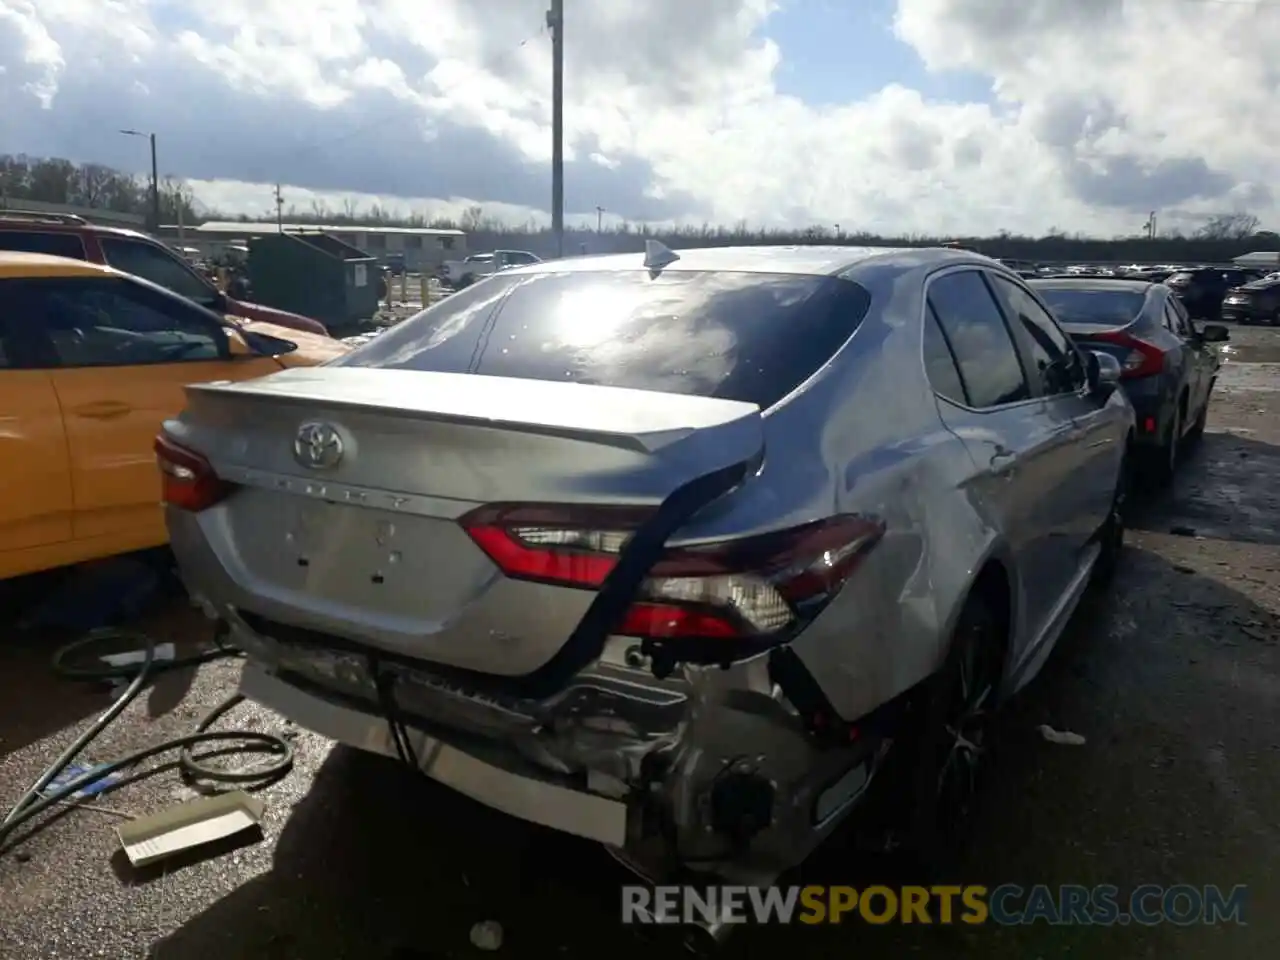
[70,400,132,420]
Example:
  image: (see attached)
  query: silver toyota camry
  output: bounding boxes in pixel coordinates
[161,243,1132,889]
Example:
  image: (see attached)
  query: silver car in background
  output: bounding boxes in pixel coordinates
[160,244,1132,891]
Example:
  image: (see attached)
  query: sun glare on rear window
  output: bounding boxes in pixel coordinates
[336,270,873,409]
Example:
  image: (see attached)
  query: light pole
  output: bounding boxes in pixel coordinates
[120,129,160,233]
[596,205,604,231]
[547,0,564,258]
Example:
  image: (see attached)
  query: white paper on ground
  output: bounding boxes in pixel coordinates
[117,790,265,867]
[100,643,175,668]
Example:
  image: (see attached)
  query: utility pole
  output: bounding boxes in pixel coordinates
[596,205,604,232]
[547,0,564,258]
[274,184,285,232]
[120,129,160,232]
[149,133,160,234]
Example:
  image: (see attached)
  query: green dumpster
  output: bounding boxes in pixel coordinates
[247,232,379,329]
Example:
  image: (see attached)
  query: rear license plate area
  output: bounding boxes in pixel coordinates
[228,490,490,620]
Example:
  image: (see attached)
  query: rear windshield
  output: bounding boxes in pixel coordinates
[334,270,871,409]
[1035,287,1147,326]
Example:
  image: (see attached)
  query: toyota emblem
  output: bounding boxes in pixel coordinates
[293,421,344,470]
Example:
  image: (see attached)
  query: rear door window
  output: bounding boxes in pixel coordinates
[1164,301,1191,338]
[335,270,872,409]
[923,308,968,405]
[98,237,219,308]
[989,275,1087,396]
[926,270,1031,408]
[0,230,87,259]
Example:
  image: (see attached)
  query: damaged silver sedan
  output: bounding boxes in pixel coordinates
[161,242,1132,893]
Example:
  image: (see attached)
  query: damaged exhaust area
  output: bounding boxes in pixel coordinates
[223,610,882,884]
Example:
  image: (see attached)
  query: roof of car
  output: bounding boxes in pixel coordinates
[1028,277,1157,293]
[0,215,152,242]
[0,251,117,279]
[500,244,986,278]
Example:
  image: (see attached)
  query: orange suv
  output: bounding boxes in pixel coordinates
[0,211,331,337]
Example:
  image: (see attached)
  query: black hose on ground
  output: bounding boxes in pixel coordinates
[0,626,294,856]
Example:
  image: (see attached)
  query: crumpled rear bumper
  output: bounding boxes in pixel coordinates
[226,612,886,883]
[240,662,631,844]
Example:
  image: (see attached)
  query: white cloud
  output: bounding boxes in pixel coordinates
[3,0,1279,235]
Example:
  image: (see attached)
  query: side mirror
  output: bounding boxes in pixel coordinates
[226,327,298,358]
[1087,350,1122,400]
[1199,323,1230,343]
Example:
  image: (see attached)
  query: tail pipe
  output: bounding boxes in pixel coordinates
[630,904,738,955]
[679,915,737,955]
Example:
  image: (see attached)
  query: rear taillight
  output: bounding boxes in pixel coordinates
[1090,331,1166,379]
[154,434,231,511]
[461,505,884,644]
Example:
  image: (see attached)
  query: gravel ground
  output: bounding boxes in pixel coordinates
[1,327,1278,959]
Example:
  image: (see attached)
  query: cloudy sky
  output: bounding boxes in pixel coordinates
[3,0,1278,235]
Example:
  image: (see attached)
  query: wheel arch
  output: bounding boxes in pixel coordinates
[935,541,1017,695]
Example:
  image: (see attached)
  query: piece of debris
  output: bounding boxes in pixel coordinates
[42,762,121,799]
[1173,564,1196,575]
[1169,525,1197,537]
[116,790,265,868]
[100,643,175,670]
[1038,725,1086,746]
[470,920,503,951]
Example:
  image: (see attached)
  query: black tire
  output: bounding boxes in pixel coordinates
[457,273,475,289]
[899,591,1005,863]
[1091,450,1128,587]
[1145,402,1182,487]
[1187,383,1211,445]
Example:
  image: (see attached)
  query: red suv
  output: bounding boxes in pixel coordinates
[0,212,330,336]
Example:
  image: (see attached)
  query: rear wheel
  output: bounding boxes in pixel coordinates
[1187,384,1211,444]
[1146,402,1182,487]
[900,591,1005,861]
[1092,450,1128,587]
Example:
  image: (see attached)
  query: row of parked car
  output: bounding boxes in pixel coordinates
[1002,258,1280,325]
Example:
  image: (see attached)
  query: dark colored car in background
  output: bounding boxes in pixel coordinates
[1219,275,1280,325]
[0,211,331,336]
[1031,278,1229,483]
[1164,267,1264,321]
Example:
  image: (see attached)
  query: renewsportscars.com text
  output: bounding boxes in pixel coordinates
[622,884,1249,927]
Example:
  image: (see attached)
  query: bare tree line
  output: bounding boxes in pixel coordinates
[2,152,1274,263]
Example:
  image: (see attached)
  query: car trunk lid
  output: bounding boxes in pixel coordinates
[165,367,764,677]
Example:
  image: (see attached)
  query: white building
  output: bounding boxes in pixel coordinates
[160,221,467,270]
[1232,250,1280,266]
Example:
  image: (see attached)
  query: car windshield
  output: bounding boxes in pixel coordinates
[1035,287,1147,326]
[333,269,872,409]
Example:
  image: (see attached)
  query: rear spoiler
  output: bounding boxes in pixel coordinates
[183,367,762,456]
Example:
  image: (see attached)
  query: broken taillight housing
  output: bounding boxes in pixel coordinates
[154,433,231,512]
[461,504,884,644]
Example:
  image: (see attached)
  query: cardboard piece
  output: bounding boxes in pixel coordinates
[100,643,175,669]
[116,790,265,867]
